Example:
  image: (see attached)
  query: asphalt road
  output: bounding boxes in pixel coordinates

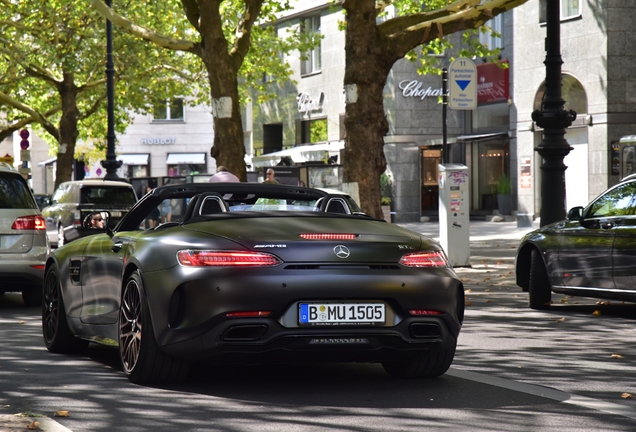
[1,223,635,431]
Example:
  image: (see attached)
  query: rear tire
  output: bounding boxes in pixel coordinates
[529,249,552,310]
[119,271,190,384]
[382,336,456,379]
[42,265,89,353]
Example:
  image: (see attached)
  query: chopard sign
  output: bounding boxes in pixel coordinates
[297,92,325,114]
[398,80,443,100]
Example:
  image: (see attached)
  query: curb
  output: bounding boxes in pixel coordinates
[0,414,72,432]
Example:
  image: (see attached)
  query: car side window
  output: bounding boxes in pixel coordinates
[587,182,636,217]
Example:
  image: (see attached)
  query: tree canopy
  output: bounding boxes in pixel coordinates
[91,0,320,180]
[0,0,203,186]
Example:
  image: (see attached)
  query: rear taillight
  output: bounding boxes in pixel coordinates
[399,251,448,268]
[11,215,46,231]
[177,250,282,267]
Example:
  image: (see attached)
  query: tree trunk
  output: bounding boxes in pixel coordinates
[198,3,247,182]
[343,0,395,219]
[54,73,80,189]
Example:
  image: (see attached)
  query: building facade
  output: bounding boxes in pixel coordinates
[513,0,636,225]
[248,2,515,223]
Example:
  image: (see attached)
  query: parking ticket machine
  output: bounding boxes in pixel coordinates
[438,164,470,267]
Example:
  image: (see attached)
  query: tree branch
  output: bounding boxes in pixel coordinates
[0,105,62,141]
[384,0,528,60]
[78,93,107,121]
[90,0,202,56]
[0,92,60,141]
[230,0,265,70]
[378,0,481,36]
[180,0,201,32]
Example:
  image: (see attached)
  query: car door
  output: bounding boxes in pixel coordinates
[556,182,635,289]
[610,181,636,291]
[556,216,615,289]
[79,231,131,325]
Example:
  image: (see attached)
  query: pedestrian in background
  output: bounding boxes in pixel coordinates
[263,168,279,184]
[209,166,240,183]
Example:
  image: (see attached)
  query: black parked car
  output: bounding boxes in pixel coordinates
[516,177,636,309]
[42,179,137,247]
[42,182,464,384]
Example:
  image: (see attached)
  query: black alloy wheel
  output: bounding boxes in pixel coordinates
[119,271,189,384]
[42,266,88,353]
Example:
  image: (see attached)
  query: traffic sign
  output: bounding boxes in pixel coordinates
[19,129,30,139]
[448,58,477,110]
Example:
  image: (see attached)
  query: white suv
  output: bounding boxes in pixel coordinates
[0,163,48,306]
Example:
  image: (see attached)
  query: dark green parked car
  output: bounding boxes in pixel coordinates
[516,177,636,309]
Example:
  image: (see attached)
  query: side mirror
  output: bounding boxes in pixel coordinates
[83,211,110,230]
[566,206,584,221]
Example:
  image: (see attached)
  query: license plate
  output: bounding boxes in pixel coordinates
[299,303,385,325]
[110,211,122,217]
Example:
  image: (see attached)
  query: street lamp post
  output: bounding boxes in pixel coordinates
[101,0,121,180]
[531,0,576,227]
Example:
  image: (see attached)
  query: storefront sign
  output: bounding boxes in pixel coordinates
[297,92,324,114]
[398,80,443,100]
[140,137,176,145]
[477,61,509,104]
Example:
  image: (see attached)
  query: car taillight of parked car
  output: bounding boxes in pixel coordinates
[12,215,46,231]
[72,209,82,227]
[399,251,449,268]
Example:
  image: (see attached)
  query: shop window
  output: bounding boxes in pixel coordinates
[263,124,283,154]
[117,154,150,178]
[421,148,442,212]
[298,118,327,144]
[166,153,206,176]
[479,15,503,50]
[539,0,581,23]
[477,142,509,210]
[153,98,184,121]
[300,16,321,76]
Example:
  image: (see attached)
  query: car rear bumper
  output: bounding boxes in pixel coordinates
[160,315,456,362]
[142,266,463,362]
[0,260,45,291]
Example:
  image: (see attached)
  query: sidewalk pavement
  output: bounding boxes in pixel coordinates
[0,220,539,432]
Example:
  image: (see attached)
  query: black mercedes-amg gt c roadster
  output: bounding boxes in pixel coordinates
[42,182,464,383]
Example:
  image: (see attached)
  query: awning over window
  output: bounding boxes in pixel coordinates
[37,157,57,167]
[251,142,344,167]
[166,153,206,165]
[455,132,509,142]
[118,154,149,165]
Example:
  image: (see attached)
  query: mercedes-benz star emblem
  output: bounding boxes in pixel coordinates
[333,245,350,259]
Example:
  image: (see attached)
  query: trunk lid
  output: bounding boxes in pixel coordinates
[184,215,436,263]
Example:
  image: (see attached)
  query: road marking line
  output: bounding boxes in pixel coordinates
[448,368,636,420]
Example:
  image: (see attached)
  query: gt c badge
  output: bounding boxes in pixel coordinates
[334,245,350,259]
